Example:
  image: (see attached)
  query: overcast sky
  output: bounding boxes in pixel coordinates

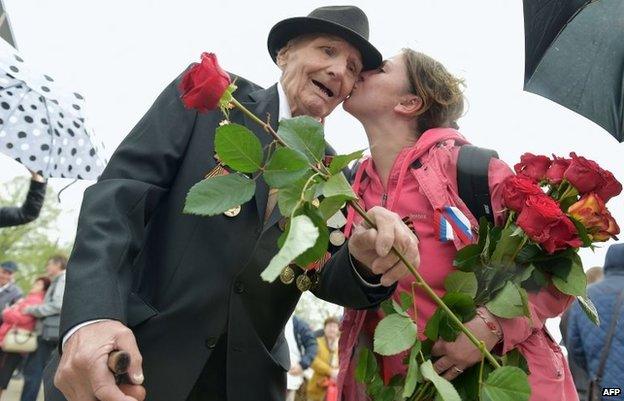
[2,0,622,272]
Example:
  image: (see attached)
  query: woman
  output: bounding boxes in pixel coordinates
[337,49,577,401]
[0,276,50,397]
[307,317,340,401]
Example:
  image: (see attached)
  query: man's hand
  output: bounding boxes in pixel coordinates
[431,309,501,381]
[348,206,419,286]
[288,362,303,376]
[55,321,146,401]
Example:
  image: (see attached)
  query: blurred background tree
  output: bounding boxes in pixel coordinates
[0,177,72,292]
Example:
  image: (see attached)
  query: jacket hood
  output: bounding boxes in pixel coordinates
[604,243,624,274]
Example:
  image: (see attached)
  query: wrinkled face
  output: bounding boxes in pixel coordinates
[324,322,340,341]
[0,268,12,286]
[278,34,363,119]
[344,53,411,119]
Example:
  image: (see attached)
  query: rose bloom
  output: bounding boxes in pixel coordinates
[563,153,622,202]
[545,156,571,185]
[502,175,544,212]
[517,194,581,254]
[514,153,551,182]
[568,193,620,242]
[179,52,231,113]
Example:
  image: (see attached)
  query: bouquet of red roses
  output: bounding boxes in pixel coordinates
[449,152,621,325]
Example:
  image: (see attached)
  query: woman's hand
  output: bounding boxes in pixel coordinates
[28,168,45,183]
[431,308,502,380]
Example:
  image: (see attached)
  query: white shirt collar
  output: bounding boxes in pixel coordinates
[277,81,292,121]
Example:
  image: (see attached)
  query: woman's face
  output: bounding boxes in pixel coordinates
[31,279,45,293]
[324,322,340,341]
[343,53,411,119]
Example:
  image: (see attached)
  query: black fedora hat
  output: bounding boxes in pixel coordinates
[267,5,382,71]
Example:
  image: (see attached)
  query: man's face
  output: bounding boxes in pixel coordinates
[277,34,363,119]
[45,260,62,277]
[0,268,13,286]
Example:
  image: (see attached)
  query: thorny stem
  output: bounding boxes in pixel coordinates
[230,100,502,371]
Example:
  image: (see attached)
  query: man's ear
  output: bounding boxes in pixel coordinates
[276,47,289,70]
[394,95,423,117]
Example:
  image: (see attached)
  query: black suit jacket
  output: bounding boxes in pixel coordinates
[47,71,391,401]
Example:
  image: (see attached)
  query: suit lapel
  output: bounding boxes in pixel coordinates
[238,84,280,226]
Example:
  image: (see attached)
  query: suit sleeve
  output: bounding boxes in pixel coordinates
[59,72,199,337]
[487,158,575,353]
[0,180,47,227]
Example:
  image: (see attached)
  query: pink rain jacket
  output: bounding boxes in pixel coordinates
[0,290,45,343]
[338,128,578,401]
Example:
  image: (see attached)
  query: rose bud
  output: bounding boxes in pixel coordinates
[514,153,551,182]
[179,52,232,113]
[545,155,571,185]
[502,175,544,212]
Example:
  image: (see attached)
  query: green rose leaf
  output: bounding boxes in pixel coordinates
[277,116,325,163]
[420,360,461,401]
[502,349,530,374]
[260,215,319,282]
[263,147,311,188]
[491,224,526,264]
[551,257,587,296]
[424,308,443,341]
[480,366,531,401]
[355,347,378,384]
[444,272,478,298]
[293,205,329,267]
[318,195,348,221]
[329,149,365,174]
[577,295,600,325]
[184,174,255,216]
[214,123,263,173]
[454,244,483,272]
[486,281,526,319]
[277,173,313,216]
[374,314,417,356]
[322,172,357,200]
[400,291,414,312]
[437,292,476,341]
[403,342,422,398]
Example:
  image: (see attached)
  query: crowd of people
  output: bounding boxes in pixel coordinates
[0,256,66,401]
[0,4,622,401]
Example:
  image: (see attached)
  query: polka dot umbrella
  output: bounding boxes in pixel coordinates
[0,38,107,179]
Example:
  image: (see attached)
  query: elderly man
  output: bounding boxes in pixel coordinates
[46,6,420,401]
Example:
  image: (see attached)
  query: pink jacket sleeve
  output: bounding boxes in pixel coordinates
[487,158,574,353]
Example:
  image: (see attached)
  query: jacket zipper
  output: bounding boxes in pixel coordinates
[381,193,388,207]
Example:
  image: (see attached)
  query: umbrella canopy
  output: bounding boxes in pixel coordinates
[0,38,107,179]
[523,0,624,142]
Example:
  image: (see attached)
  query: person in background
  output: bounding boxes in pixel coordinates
[567,243,624,400]
[307,317,340,401]
[0,261,22,313]
[20,255,67,401]
[0,169,46,228]
[285,315,317,401]
[559,266,603,399]
[0,276,51,398]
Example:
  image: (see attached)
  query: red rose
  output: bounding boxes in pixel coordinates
[516,194,563,241]
[514,153,551,182]
[545,156,571,185]
[596,169,623,203]
[568,193,620,242]
[516,194,581,253]
[179,52,231,113]
[502,175,544,212]
[540,217,583,254]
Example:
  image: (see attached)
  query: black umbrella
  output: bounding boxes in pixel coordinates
[523,0,624,142]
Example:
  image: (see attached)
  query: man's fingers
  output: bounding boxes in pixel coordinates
[431,340,445,357]
[119,384,147,401]
[442,366,463,381]
[93,381,139,401]
[114,329,144,385]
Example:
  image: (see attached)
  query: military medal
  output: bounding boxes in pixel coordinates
[296,274,312,292]
[279,266,295,285]
[329,230,346,246]
[224,205,241,217]
[311,198,320,207]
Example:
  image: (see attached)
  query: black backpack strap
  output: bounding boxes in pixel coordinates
[456,145,499,225]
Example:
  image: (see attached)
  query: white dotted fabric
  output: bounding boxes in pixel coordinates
[0,38,107,179]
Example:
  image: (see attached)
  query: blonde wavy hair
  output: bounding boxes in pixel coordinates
[402,48,466,134]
